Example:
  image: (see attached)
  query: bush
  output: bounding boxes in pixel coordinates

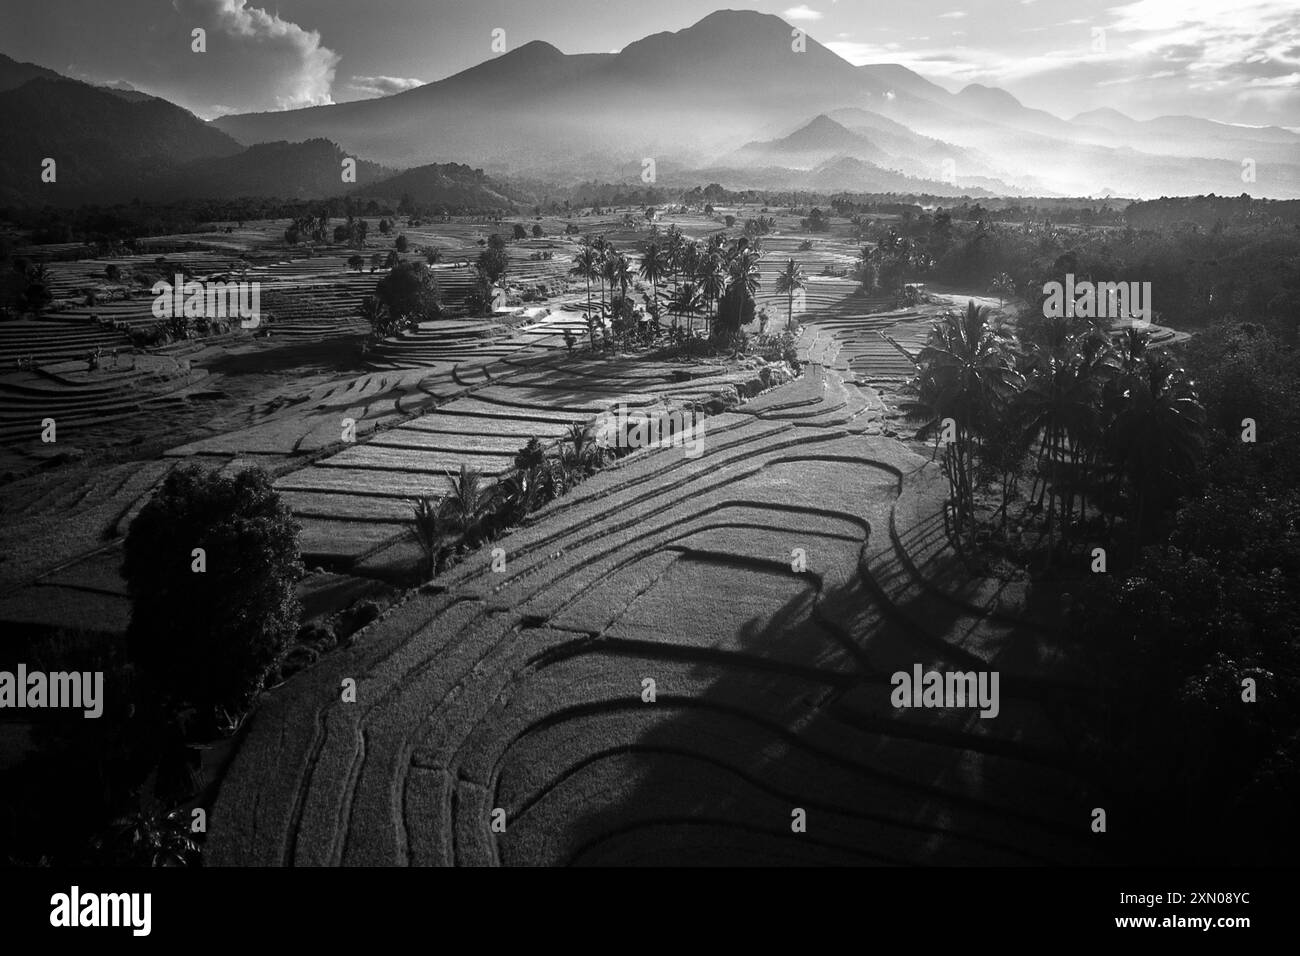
[123,465,304,721]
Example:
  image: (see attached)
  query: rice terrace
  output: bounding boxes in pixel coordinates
[1,0,1298,894]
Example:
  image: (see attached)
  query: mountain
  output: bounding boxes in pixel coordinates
[206,8,1300,197]
[98,80,156,104]
[213,10,914,175]
[6,10,1300,200]
[730,115,889,167]
[0,52,61,93]
[858,64,951,101]
[155,138,391,201]
[354,162,525,212]
[0,76,243,205]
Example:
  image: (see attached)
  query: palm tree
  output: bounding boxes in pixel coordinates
[698,251,727,328]
[774,259,807,331]
[667,282,703,336]
[439,465,494,544]
[588,235,611,313]
[638,242,668,326]
[560,421,602,476]
[605,251,633,300]
[1105,351,1205,556]
[725,243,763,338]
[915,301,1023,536]
[1019,328,1115,550]
[569,246,600,346]
[411,495,448,580]
[990,272,1015,308]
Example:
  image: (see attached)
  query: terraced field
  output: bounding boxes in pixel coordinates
[206,313,1106,867]
[6,219,1128,867]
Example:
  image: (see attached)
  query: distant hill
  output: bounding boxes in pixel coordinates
[355,162,524,212]
[731,115,889,167]
[0,52,62,93]
[0,76,243,205]
[157,138,391,201]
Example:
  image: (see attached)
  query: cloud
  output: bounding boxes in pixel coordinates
[347,75,425,98]
[1105,0,1300,111]
[939,11,968,18]
[783,5,823,21]
[174,0,340,110]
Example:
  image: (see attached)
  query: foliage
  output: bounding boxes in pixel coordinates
[123,465,303,721]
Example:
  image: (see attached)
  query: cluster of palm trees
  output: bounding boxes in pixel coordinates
[410,423,614,580]
[567,226,777,347]
[917,300,1205,561]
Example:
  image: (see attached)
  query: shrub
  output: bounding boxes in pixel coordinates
[123,465,304,721]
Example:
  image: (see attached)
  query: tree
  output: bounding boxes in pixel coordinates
[23,264,53,317]
[569,246,600,346]
[411,496,450,581]
[347,255,364,273]
[667,282,703,336]
[604,251,633,308]
[90,804,199,867]
[774,259,807,331]
[360,294,397,338]
[513,223,528,241]
[104,264,121,283]
[439,465,495,545]
[477,245,509,286]
[698,251,726,328]
[425,247,443,265]
[395,234,409,253]
[375,262,441,328]
[915,301,1023,536]
[379,218,391,235]
[532,224,543,239]
[638,242,668,325]
[1106,352,1206,553]
[1019,325,1114,549]
[284,226,300,245]
[715,282,756,338]
[724,243,763,336]
[991,271,1015,308]
[123,465,303,720]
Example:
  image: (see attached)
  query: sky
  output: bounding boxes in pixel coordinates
[1,0,1296,126]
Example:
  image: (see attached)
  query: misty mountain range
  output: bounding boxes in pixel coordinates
[2,8,1298,206]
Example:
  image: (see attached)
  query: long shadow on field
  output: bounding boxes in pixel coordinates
[522,555,1110,867]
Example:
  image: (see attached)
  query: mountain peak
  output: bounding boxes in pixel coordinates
[503,39,565,61]
[803,114,848,132]
[958,83,1022,107]
[1073,106,1133,125]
